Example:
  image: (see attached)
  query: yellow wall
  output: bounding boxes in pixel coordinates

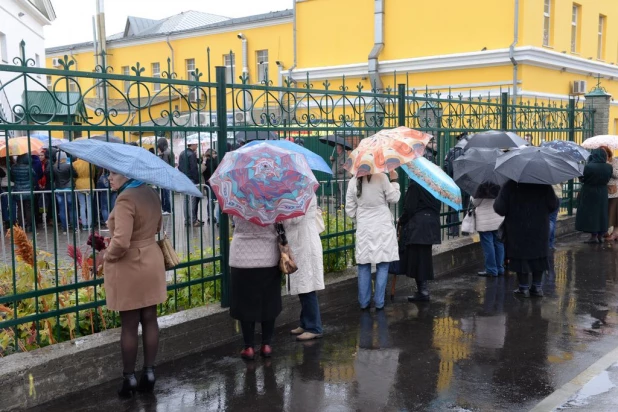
[522,0,618,63]
[296,0,374,67]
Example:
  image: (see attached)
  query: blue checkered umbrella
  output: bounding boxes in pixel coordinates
[58,139,202,197]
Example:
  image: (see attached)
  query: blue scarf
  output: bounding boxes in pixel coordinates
[117,179,145,195]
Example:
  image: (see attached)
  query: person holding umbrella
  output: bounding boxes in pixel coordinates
[343,126,432,308]
[398,179,440,301]
[576,148,613,243]
[209,143,320,359]
[58,139,203,396]
[472,182,505,277]
[602,146,618,241]
[494,147,571,297]
[346,170,401,309]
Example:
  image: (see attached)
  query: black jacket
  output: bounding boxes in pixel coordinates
[494,181,558,260]
[399,180,441,245]
[51,161,76,190]
[178,148,199,184]
[575,158,612,233]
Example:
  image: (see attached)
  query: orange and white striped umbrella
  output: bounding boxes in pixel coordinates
[343,126,432,177]
[0,137,45,156]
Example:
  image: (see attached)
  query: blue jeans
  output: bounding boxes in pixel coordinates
[479,231,505,275]
[77,192,93,229]
[298,291,323,334]
[55,192,75,231]
[358,262,389,309]
[548,210,558,249]
[160,188,171,213]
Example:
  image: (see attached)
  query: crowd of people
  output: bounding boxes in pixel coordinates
[0,148,116,234]
[23,131,600,399]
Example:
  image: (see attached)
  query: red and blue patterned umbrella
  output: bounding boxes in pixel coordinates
[209,143,319,226]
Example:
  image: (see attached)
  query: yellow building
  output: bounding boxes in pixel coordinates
[45,0,618,134]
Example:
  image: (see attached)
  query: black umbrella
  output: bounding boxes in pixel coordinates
[495,146,583,185]
[319,135,353,150]
[464,131,528,150]
[453,148,508,198]
[235,130,278,142]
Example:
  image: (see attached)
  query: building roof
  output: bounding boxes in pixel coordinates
[121,11,229,39]
[22,90,86,122]
[28,0,56,21]
[46,10,292,54]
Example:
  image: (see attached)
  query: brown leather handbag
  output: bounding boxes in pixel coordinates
[157,232,180,270]
[609,185,618,195]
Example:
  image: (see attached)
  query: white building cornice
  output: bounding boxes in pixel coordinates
[290,47,618,81]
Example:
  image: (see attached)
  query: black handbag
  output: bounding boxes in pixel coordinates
[388,224,405,275]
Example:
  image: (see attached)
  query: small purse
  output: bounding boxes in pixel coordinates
[609,184,617,195]
[316,206,326,234]
[157,232,180,270]
[275,223,298,274]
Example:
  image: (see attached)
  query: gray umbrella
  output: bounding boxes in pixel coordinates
[495,146,583,185]
[464,131,528,150]
[453,148,508,197]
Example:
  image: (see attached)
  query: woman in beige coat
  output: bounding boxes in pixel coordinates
[103,172,166,397]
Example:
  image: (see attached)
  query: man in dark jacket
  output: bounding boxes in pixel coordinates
[11,155,36,231]
[157,138,174,215]
[444,132,470,237]
[52,152,77,232]
[178,142,202,227]
[202,149,218,224]
[494,180,559,298]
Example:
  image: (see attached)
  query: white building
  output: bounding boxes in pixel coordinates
[0,0,55,131]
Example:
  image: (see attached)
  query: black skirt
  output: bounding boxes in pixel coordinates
[507,257,548,274]
[230,266,282,322]
[403,244,434,281]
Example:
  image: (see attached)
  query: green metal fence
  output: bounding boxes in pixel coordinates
[0,43,594,355]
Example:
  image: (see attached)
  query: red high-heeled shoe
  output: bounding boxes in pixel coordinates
[260,344,272,358]
[240,347,255,360]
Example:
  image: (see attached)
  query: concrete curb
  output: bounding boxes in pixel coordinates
[0,216,575,411]
[530,345,618,412]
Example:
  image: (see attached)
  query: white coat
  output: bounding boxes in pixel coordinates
[345,174,400,265]
[471,197,504,232]
[283,195,325,295]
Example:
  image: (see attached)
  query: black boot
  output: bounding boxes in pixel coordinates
[137,366,156,393]
[117,372,137,397]
[514,272,531,298]
[408,280,430,302]
[530,285,544,297]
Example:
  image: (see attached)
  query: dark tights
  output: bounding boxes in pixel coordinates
[119,305,159,374]
[240,320,275,348]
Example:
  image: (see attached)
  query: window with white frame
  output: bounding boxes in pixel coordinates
[185,58,195,81]
[598,15,606,60]
[152,62,161,91]
[256,50,269,83]
[0,32,7,63]
[122,66,130,93]
[224,53,235,83]
[46,75,52,89]
[571,4,580,53]
[543,0,551,46]
[68,78,78,93]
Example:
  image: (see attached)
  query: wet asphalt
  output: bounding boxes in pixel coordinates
[28,235,618,412]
